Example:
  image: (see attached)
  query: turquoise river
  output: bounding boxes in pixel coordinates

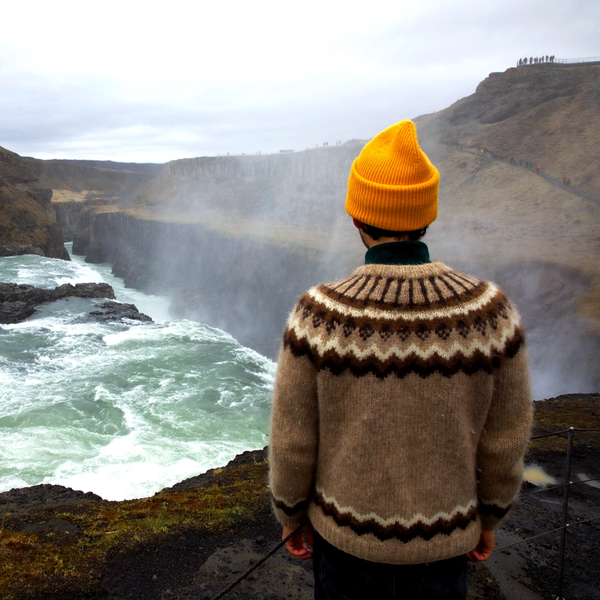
[0,245,275,501]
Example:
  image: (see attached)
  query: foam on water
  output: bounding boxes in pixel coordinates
[0,247,275,500]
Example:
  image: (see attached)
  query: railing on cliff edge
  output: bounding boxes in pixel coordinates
[209,428,600,600]
[552,56,600,64]
[494,428,600,600]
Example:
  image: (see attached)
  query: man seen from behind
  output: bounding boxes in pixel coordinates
[269,120,533,600]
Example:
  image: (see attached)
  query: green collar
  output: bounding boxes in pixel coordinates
[365,241,431,266]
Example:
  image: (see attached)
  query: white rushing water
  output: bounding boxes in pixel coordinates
[0,246,275,500]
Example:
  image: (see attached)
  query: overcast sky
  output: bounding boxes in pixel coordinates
[1,0,597,163]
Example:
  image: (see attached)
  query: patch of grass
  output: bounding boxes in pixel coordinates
[0,462,270,599]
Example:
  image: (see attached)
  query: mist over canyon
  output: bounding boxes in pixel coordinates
[2,62,600,399]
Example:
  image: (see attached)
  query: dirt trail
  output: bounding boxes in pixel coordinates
[457,145,600,204]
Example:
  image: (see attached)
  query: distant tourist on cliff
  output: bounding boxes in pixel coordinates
[269,120,533,599]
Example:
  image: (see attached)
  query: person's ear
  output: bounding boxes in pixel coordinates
[352,218,365,230]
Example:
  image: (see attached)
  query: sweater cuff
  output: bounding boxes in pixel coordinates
[480,514,502,531]
[479,501,512,531]
[273,509,308,530]
[271,495,310,529]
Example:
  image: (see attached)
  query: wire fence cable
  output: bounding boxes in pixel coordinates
[210,521,308,600]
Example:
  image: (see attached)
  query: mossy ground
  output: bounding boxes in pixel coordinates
[0,461,270,600]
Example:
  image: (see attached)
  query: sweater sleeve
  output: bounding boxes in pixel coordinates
[477,344,533,530]
[269,341,319,529]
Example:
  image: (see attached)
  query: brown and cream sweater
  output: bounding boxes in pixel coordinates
[269,247,532,565]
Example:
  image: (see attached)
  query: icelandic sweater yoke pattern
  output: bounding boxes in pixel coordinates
[283,262,524,380]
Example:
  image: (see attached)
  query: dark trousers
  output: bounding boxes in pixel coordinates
[312,531,467,600]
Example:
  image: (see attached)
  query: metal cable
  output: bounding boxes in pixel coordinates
[210,521,308,600]
[531,427,600,440]
[495,516,600,552]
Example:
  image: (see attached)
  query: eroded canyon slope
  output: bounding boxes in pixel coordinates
[24,158,163,240]
[415,63,600,318]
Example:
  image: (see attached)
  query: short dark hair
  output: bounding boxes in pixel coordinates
[362,223,428,241]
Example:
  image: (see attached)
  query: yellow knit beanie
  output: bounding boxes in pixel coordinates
[346,120,439,231]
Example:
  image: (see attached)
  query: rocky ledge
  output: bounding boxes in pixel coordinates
[0,394,598,600]
[0,282,152,324]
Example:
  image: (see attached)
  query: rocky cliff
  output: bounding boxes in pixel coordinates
[0,146,69,260]
[134,143,363,229]
[416,63,600,197]
[71,209,341,356]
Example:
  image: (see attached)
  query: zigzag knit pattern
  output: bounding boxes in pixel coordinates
[283,263,524,379]
[312,489,479,543]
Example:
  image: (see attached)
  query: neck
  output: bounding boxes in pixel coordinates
[368,235,412,247]
[364,240,431,265]
[359,229,415,249]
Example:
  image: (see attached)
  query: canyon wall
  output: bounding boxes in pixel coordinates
[73,210,344,356]
[27,158,163,240]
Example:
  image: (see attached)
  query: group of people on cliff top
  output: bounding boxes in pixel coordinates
[518,55,555,66]
[510,157,540,171]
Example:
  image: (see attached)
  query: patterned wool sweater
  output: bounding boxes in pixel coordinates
[269,244,532,564]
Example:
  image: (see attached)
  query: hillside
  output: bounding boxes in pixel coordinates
[412,65,600,396]
[416,63,600,280]
[0,146,69,260]
[419,64,600,197]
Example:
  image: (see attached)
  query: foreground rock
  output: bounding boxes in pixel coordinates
[0,394,598,600]
[0,282,152,324]
[88,300,153,323]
